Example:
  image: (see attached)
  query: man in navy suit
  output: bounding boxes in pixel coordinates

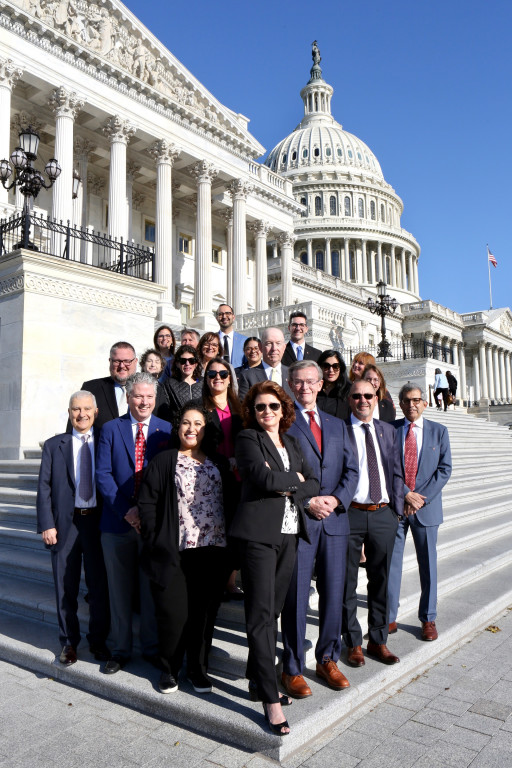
[343,379,404,667]
[281,311,321,367]
[281,361,359,697]
[37,391,110,666]
[388,385,452,641]
[216,303,247,368]
[96,371,172,674]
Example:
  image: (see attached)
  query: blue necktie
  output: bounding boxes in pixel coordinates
[296,345,304,361]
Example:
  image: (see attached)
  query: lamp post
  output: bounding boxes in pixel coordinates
[0,125,62,250]
[366,280,398,361]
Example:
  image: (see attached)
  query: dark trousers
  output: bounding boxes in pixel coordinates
[342,505,398,647]
[239,534,298,703]
[434,388,450,411]
[51,512,110,648]
[150,546,229,677]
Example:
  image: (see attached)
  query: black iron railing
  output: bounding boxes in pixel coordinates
[0,212,155,281]
[345,339,454,364]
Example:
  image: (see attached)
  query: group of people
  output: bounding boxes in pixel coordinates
[434,368,458,411]
[36,305,453,737]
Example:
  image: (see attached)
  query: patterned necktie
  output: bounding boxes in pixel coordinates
[404,422,418,490]
[306,410,322,453]
[223,335,230,363]
[296,345,304,361]
[79,435,93,501]
[134,422,146,496]
[363,423,382,503]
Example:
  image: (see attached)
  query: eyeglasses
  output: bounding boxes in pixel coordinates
[217,312,233,318]
[350,393,375,401]
[322,362,340,371]
[365,377,380,386]
[254,402,281,413]
[206,369,229,380]
[157,334,172,340]
[292,379,321,388]
[401,397,423,405]
[203,343,219,350]
[177,357,196,365]
[290,323,307,329]
[110,357,136,367]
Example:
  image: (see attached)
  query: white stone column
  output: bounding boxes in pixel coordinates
[344,238,350,281]
[306,237,313,267]
[377,241,384,282]
[505,351,512,403]
[148,140,179,312]
[361,239,367,284]
[102,115,135,242]
[0,59,23,209]
[493,347,501,402]
[414,254,420,295]
[486,344,494,401]
[49,87,84,226]
[251,220,270,311]
[325,237,331,274]
[278,231,295,308]
[401,248,407,290]
[191,160,218,325]
[451,341,459,367]
[272,241,278,260]
[479,343,489,399]
[473,351,481,402]
[499,349,507,403]
[126,160,141,244]
[228,179,252,317]
[390,244,396,287]
[221,210,233,307]
[459,344,467,403]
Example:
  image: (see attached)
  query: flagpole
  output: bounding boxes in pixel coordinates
[487,244,493,310]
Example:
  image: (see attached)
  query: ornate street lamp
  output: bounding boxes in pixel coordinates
[72,168,82,200]
[0,125,61,249]
[366,280,399,361]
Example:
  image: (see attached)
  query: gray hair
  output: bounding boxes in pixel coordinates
[69,390,97,408]
[181,328,200,342]
[398,383,426,401]
[288,360,323,381]
[261,326,285,344]
[125,371,158,397]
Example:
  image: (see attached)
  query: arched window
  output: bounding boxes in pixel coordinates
[292,150,297,161]
[314,147,320,157]
[358,198,364,218]
[380,204,385,221]
[331,250,340,277]
[344,196,351,216]
[315,196,322,216]
[370,200,376,220]
[326,146,331,157]
[337,147,342,157]
[300,196,307,217]
[300,251,308,264]
[282,154,287,164]
[330,196,337,216]
[302,148,308,159]
[315,250,324,270]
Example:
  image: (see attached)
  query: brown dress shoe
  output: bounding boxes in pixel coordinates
[316,659,350,689]
[281,672,312,699]
[388,621,397,634]
[367,642,400,664]
[59,645,77,665]
[347,646,365,667]
[422,621,438,641]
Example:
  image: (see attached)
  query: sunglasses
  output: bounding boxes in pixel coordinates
[322,362,340,371]
[178,357,196,365]
[350,393,375,401]
[206,369,229,380]
[254,402,281,413]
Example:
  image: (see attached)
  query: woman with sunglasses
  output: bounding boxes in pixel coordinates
[157,345,203,423]
[316,349,351,420]
[362,363,396,423]
[197,332,221,372]
[231,381,319,736]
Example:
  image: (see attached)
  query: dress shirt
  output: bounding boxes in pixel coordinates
[262,360,283,385]
[114,382,127,414]
[350,414,389,504]
[291,341,305,360]
[72,428,96,507]
[129,413,151,443]
[402,416,424,460]
[218,330,233,359]
[296,402,320,428]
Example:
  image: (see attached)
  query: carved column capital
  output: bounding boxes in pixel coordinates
[148,139,179,165]
[87,174,105,195]
[102,115,136,144]
[228,178,253,200]
[74,137,96,158]
[12,111,43,134]
[132,191,145,209]
[278,231,296,247]
[126,161,141,182]
[190,159,218,183]
[0,58,23,89]
[220,209,233,228]
[48,87,85,119]
[249,220,271,238]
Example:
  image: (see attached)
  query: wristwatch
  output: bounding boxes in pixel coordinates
[303,497,311,511]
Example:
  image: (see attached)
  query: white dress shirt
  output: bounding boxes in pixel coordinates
[291,341,305,359]
[129,413,151,443]
[72,428,96,507]
[114,383,127,415]
[262,360,283,385]
[350,414,389,504]
[296,403,320,428]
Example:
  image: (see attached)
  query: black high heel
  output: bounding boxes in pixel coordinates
[263,703,290,736]
[248,680,292,705]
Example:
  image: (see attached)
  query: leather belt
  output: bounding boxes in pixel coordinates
[74,507,97,515]
[351,502,388,511]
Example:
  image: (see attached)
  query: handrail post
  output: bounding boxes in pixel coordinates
[119,238,124,274]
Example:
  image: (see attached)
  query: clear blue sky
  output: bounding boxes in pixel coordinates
[125,0,511,315]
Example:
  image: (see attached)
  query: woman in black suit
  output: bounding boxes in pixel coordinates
[316,349,351,420]
[231,380,319,736]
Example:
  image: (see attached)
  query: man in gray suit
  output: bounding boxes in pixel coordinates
[238,327,293,400]
[388,384,452,641]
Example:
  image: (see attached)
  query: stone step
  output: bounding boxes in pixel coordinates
[0,473,39,489]
[0,487,37,506]
[23,449,42,459]
[0,460,41,474]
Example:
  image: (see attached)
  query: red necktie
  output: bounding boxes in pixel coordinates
[306,410,322,453]
[134,422,146,496]
[404,422,418,490]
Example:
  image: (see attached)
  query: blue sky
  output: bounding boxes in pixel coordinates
[125,0,511,315]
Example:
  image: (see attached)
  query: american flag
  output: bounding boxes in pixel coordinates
[487,246,497,268]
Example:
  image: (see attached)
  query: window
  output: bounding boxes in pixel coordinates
[330,196,337,216]
[315,250,324,271]
[179,233,192,254]
[212,246,222,265]
[344,196,351,216]
[370,200,376,220]
[357,152,362,161]
[144,219,155,243]
[331,250,340,277]
[380,204,385,221]
[300,251,308,264]
[315,196,322,216]
[358,199,364,218]
[326,147,331,157]
[369,334,375,346]
[292,150,297,161]
[302,148,308,158]
[300,196,307,217]
[348,149,353,158]
[314,147,320,157]
[337,147,342,157]
[180,303,191,324]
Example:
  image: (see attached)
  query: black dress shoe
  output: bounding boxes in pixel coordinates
[89,644,111,661]
[104,655,128,674]
[59,645,77,665]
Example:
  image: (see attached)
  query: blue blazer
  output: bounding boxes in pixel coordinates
[96,413,172,534]
[287,406,359,535]
[393,418,452,526]
[345,417,404,516]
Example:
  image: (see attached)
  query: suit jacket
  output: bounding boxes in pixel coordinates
[345,417,404,516]
[96,413,172,534]
[393,418,452,526]
[287,407,358,535]
[219,330,247,369]
[282,341,321,367]
[237,364,293,401]
[80,376,120,430]
[230,429,319,545]
[36,428,101,552]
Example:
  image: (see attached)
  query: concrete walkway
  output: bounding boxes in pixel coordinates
[2,607,512,768]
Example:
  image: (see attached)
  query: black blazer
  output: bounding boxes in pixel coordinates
[378,397,396,424]
[80,376,119,430]
[230,429,319,546]
[237,365,293,401]
[281,341,321,367]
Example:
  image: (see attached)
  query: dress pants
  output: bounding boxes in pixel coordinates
[388,514,439,623]
[281,525,348,673]
[239,533,298,704]
[101,529,158,659]
[342,505,398,647]
[51,511,110,649]
[150,545,229,676]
